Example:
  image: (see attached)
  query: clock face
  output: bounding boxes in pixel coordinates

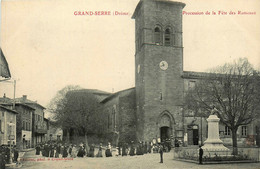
[159,61,168,70]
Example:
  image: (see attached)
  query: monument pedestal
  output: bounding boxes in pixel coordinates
[202,115,230,156]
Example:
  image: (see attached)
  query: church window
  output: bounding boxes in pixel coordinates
[224,126,231,136]
[154,27,162,45]
[22,121,25,130]
[164,28,171,46]
[241,126,247,136]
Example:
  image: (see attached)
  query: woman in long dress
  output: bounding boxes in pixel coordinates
[50,145,55,157]
[70,145,76,158]
[107,142,112,157]
[129,142,135,156]
[35,144,40,155]
[62,145,68,158]
[96,143,103,157]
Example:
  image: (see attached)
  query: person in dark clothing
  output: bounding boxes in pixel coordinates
[148,142,152,153]
[174,139,179,147]
[13,146,19,163]
[62,146,68,158]
[107,142,112,157]
[144,142,148,154]
[35,144,40,155]
[55,144,61,158]
[77,145,86,157]
[159,144,163,163]
[129,142,135,156]
[43,144,48,157]
[122,143,127,156]
[69,145,72,157]
[199,146,203,164]
[105,146,112,157]
[50,145,55,157]
[141,141,144,155]
[136,143,140,155]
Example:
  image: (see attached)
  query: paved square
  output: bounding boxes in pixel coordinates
[8,150,260,169]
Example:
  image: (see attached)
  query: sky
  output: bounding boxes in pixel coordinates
[0,0,260,109]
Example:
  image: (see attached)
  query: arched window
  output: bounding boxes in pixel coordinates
[154,27,162,45]
[165,28,171,46]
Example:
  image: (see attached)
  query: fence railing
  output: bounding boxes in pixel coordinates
[173,147,260,162]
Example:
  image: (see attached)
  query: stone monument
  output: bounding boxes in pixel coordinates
[202,114,230,156]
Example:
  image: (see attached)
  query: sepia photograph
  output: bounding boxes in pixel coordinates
[0,0,260,168]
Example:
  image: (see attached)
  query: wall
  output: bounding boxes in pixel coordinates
[0,108,16,145]
[134,0,185,142]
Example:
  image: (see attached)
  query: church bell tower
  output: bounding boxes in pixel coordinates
[132,0,186,142]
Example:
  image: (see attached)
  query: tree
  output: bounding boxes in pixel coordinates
[47,86,100,151]
[62,91,100,147]
[47,85,82,142]
[47,85,81,120]
[184,58,260,155]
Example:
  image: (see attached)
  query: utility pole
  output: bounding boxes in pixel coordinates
[13,80,16,109]
[200,116,203,146]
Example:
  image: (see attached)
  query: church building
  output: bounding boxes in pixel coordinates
[68,0,260,147]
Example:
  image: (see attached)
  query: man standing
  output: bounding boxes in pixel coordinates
[199,146,203,164]
[129,141,135,156]
[159,143,163,163]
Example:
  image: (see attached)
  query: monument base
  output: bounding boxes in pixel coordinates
[202,141,230,156]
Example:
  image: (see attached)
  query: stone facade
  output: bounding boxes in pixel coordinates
[1,103,34,149]
[14,95,47,147]
[133,0,185,142]
[100,88,136,145]
[0,106,17,145]
[64,0,260,147]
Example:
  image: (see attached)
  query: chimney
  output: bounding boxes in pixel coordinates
[23,95,27,101]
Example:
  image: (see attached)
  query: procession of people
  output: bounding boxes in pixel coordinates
[34,139,172,159]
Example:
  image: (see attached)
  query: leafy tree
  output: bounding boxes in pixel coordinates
[185,58,260,155]
[63,91,100,143]
[47,85,81,119]
[47,85,101,151]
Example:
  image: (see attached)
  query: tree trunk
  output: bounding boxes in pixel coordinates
[84,133,89,155]
[114,132,119,147]
[66,129,70,143]
[231,128,238,155]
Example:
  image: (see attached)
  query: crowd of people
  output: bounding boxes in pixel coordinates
[34,140,172,159]
[0,145,19,169]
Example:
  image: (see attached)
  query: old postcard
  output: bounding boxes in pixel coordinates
[0,0,260,168]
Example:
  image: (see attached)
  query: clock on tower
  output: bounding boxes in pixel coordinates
[132,0,185,142]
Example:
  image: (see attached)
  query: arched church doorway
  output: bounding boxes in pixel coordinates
[158,111,174,143]
[160,126,170,142]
